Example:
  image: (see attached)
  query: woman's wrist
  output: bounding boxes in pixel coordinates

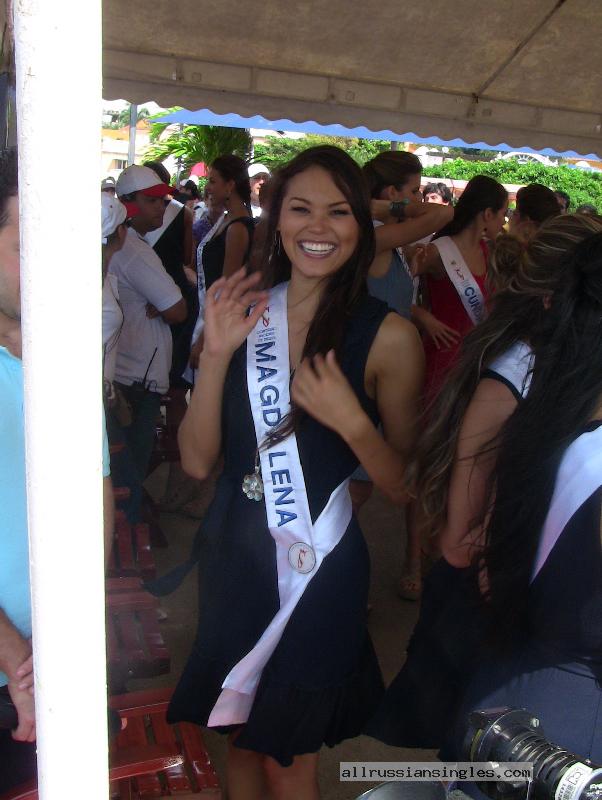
[338,407,373,447]
[198,349,232,372]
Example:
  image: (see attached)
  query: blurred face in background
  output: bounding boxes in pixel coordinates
[483,201,509,239]
[207,167,233,206]
[250,172,269,207]
[393,173,423,208]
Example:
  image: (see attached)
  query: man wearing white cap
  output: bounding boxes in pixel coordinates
[110,166,187,515]
[101,176,117,196]
[248,163,270,219]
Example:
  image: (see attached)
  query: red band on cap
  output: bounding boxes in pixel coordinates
[140,183,172,198]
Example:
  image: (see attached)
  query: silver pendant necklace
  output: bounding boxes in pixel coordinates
[242,449,264,501]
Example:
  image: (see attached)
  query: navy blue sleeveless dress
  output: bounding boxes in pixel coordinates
[167,293,390,765]
[444,481,602,763]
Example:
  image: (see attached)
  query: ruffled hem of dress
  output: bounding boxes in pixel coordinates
[168,640,384,766]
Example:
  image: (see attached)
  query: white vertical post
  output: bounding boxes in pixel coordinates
[128,102,138,165]
[13,1,108,799]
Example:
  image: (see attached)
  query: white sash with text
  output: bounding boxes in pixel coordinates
[433,236,486,326]
[207,282,352,727]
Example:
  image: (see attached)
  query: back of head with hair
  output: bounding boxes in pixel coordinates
[484,223,602,648]
[0,148,18,228]
[413,212,602,551]
[211,154,252,207]
[576,203,597,215]
[554,189,570,210]
[515,183,560,225]
[183,179,200,200]
[434,175,507,239]
[492,184,561,292]
[362,150,422,198]
[143,160,171,186]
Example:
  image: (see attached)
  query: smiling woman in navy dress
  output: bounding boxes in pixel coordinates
[173,146,424,800]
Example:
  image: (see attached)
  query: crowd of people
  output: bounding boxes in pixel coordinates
[1,142,601,800]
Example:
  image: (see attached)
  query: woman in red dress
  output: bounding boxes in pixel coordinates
[413,175,508,403]
[401,176,507,600]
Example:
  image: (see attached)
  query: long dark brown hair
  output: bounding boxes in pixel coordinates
[484,225,602,648]
[260,145,375,444]
[412,213,602,543]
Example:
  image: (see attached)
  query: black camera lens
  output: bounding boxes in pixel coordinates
[463,708,602,800]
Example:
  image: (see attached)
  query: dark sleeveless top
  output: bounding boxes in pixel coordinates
[152,202,188,295]
[167,292,391,765]
[445,421,602,766]
[152,201,199,384]
[202,215,254,290]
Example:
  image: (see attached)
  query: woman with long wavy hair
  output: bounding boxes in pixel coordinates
[367,213,602,753]
[171,146,424,799]
[445,225,602,795]
[397,175,508,600]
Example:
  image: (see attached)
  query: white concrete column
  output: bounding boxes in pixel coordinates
[13,1,108,798]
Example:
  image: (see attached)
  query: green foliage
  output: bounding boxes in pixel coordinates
[253,134,392,170]
[423,158,602,210]
[143,113,253,173]
[103,105,150,129]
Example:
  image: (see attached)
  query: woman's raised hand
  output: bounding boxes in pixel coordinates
[203,269,269,360]
[291,350,365,438]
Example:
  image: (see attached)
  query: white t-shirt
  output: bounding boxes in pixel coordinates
[108,227,182,395]
[485,341,534,399]
[102,272,123,384]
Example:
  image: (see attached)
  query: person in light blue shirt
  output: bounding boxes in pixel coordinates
[0,150,113,792]
[0,148,38,791]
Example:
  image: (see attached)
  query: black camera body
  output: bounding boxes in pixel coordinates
[464,707,602,800]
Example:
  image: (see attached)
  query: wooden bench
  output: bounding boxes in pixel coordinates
[0,690,221,800]
[110,688,221,798]
[106,577,170,684]
[107,513,156,581]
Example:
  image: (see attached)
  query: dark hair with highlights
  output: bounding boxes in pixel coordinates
[413,213,602,550]
[261,145,375,444]
[483,224,602,648]
[0,149,18,229]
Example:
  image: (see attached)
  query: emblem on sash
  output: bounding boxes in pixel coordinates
[288,542,316,574]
